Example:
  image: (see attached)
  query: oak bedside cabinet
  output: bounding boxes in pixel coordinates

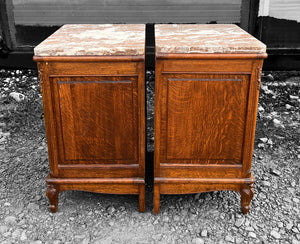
[154,24,267,214]
[33,24,146,212]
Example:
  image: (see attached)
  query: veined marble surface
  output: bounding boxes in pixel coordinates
[155,24,266,54]
[34,24,145,56]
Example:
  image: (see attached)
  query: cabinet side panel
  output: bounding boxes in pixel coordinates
[37,61,59,175]
[137,62,145,177]
[55,77,138,162]
[154,60,164,177]
[242,60,264,177]
[165,74,250,162]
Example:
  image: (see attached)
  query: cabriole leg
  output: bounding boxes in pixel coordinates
[46,184,59,213]
[240,183,254,214]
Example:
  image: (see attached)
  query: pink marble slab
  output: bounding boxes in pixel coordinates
[34,24,145,56]
[155,24,266,54]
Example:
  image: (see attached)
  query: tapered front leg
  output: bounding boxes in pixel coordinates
[46,184,59,213]
[240,183,254,214]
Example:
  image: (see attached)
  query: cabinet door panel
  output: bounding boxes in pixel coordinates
[54,77,137,163]
[164,74,250,163]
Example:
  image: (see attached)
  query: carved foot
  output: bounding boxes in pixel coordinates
[46,184,59,213]
[240,183,254,214]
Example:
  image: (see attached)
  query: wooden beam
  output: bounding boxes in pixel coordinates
[240,0,251,31]
[0,0,16,49]
[248,0,260,35]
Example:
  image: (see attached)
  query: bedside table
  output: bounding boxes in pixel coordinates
[154,24,267,214]
[34,24,146,212]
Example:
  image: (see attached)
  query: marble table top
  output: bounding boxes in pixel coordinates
[34,24,145,56]
[155,24,266,54]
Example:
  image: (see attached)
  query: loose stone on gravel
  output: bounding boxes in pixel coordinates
[257,105,265,112]
[273,118,284,128]
[173,215,180,221]
[31,241,43,244]
[270,168,281,176]
[27,202,40,210]
[292,239,300,244]
[257,143,265,148]
[261,180,271,187]
[286,222,294,230]
[9,91,26,102]
[162,215,170,223]
[235,217,245,227]
[259,192,267,199]
[20,231,27,241]
[225,235,235,243]
[293,197,300,203]
[2,232,11,238]
[235,237,244,244]
[266,74,274,81]
[244,219,250,227]
[278,222,284,228]
[4,216,17,224]
[270,230,281,239]
[200,229,208,237]
[35,195,42,201]
[194,193,201,200]
[248,232,257,238]
[192,237,205,244]
[80,237,90,244]
[12,228,22,239]
[259,137,268,143]
[245,226,255,232]
[0,225,9,234]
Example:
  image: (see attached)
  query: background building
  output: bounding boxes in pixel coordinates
[1,0,300,69]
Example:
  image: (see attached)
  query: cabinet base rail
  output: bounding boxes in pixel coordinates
[153,176,254,215]
[45,175,145,213]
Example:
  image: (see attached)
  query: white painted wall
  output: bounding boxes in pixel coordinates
[259,0,300,22]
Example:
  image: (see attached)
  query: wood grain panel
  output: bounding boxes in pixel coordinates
[159,159,240,164]
[49,61,137,76]
[162,60,252,73]
[159,182,240,194]
[59,184,140,194]
[164,74,249,162]
[159,164,242,178]
[58,164,139,178]
[55,77,137,162]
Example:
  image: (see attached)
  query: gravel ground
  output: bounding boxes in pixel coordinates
[0,69,299,244]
